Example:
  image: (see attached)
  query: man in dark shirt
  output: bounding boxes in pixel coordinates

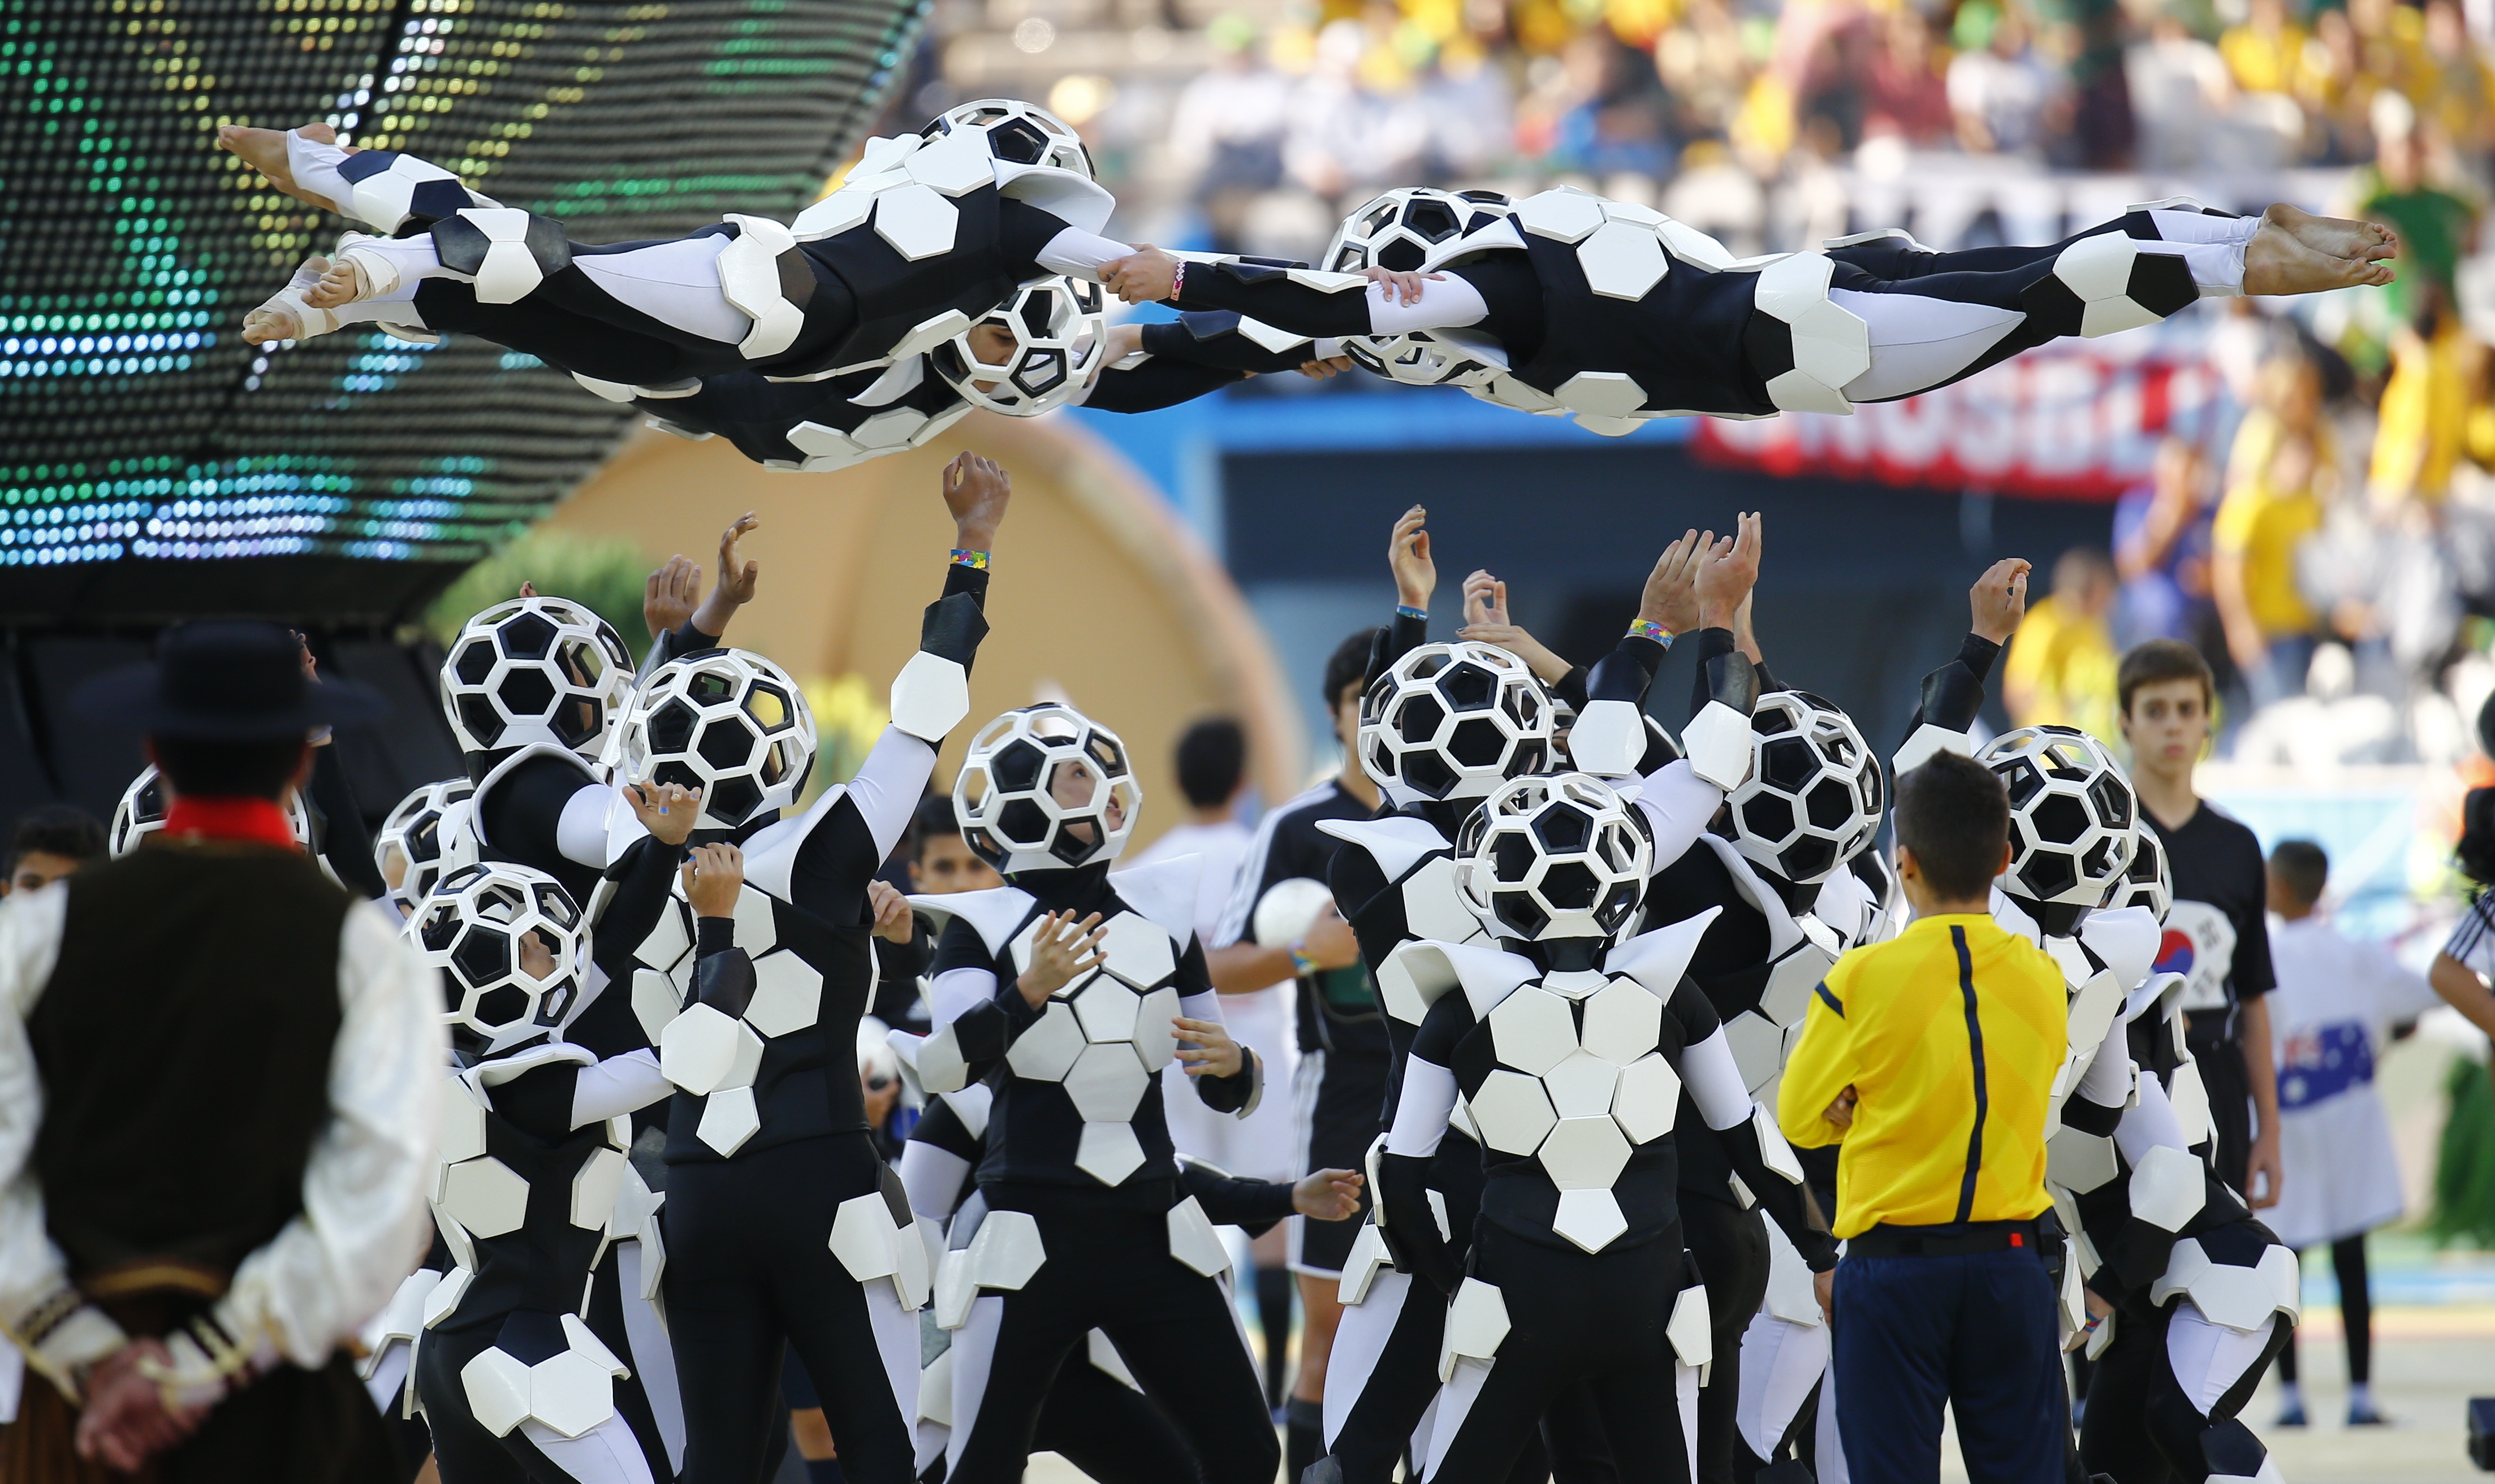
[2118,639,2283,1209]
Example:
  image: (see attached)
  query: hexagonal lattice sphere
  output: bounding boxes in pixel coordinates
[1358,642,1553,808]
[1339,327,1509,390]
[924,97,1096,179]
[408,862,586,1053]
[1726,692,1884,886]
[1454,773,1653,944]
[1325,186,1514,274]
[438,596,633,762]
[1575,220,1669,301]
[114,763,311,859]
[930,276,1110,417]
[1977,725,2136,907]
[2101,820,2170,921]
[953,704,1142,873]
[376,776,480,916]
[1470,1067,1560,1155]
[1579,979,1662,1065]
[2044,231,2200,340]
[619,648,817,832]
[1488,985,1579,1076]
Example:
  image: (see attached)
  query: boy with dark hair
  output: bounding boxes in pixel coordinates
[2,806,107,896]
[2117,637,2285,1210]
[1780,752,2071,1484]
[1174,717,1248,815]
[2260,838,2437,1427]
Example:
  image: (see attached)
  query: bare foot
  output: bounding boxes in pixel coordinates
[301,248,382,310]
[241,306,300,345]
[2243,219,2395,296]
[243,257,335,344]
[215,124,355,211]
[2262,202,2397,263]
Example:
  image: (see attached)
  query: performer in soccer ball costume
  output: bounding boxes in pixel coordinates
[907,702,1272,1484]
[1098,185,2395,429]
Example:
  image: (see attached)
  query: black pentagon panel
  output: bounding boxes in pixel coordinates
[710,774,763,826]
[551,695,601,750]
[1406,198,1461,242]
[2087,776,2133,830]
[453,638,498,685]
[1490,831,1539,885]
[457,694,508,749]
[1783,836,1837,883]
[498,668,557,720]
[1088,735,1128,776]
[1805,778,1855,830]
[1741,793,1797,845]
[745,683,793,733]
[1752,707,1795,737]
[998,798,1052,846]
[1365,737,1398,780]
[994,739,1046,791]
[2019,850,2077,901]
[1596,821,1641,873]
[1049,825,1099,867]
[1332,244,1370,273]
[990,119,1053,164]
[1405,751,1457,799]
[1493,889,1549,939]
[409,815,442,863]
[2031,794,2091,846]
[556,638,607,687]
[2019,274,2088,339]
[653,760,706,798]
[2080,838,2120,879]
[1448,717,1508,768]
[1538,860,1599,910]
[475,984,527,1029]
[2126,251,2199,319]
[499,612,558,660]
[649,699,700,755]
[1534,804,1591,852]
[1396,694,1447,745]
[1761,738,1816,791]
[1378,238,1426,272]
[1595,880,1641,932]
[1439,663,1496,711]
[1014,349,1068,396]
[698,719,757,769]
[453,924,510,987]
[688,669,737,702]
[420,905,463,954]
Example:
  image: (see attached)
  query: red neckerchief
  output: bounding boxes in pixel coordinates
[162,797,300,851]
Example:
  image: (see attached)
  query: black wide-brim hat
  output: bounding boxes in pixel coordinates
[74,620,387,740]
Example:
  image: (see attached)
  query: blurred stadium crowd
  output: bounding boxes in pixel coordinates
[904,0,2495,772]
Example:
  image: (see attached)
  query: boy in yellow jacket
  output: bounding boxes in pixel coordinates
[1779,751,2071,1484]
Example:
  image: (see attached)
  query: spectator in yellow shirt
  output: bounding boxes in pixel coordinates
[2214,430,2326,708]
[1779,751,2071,1484]
[2219,0,2307,98]
[2002,546,2120,745]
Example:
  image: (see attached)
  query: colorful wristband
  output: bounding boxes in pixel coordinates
[950,548,990,570]
[1626,620,1673,647]
[1289,943,1319,978]
[1170,260,1185,301]
[1396,604,1428,621]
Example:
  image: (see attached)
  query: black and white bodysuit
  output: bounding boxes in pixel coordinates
[1157,192,2261,430]
[620,561,989,1484]
[911,855,1276,1484]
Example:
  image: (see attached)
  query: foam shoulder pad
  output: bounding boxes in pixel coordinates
[1681,700,1753,791]
[890,651,970,742]
[1570,699,1647,778]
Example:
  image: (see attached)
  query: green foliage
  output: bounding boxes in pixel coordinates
[426,530,655,660]
[2431,1055,2495,1247]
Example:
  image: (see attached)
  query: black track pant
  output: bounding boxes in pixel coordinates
[2277,1235,2369,1384]
[1425,1223,1695,1484]
[1681,1196,1769,1484]
[417,1321,655,1484]
[662,1135,918,1484]
[946,1193,1281,1484]
[1031,1351,1201,1482]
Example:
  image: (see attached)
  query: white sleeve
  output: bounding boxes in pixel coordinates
[898,1141,973,1222]
[569,1048,670,1128]
[0,888,126,1385]
[2113,1066,2194,1165]
[1632,759,1726,873]
[927,966,999,1029]
[1365,274,1491,334]
[2070,1007,2134,1111]
[213,905,445,1368]
[844,727,939,864]
[1177,989,1227,1026]
[1681,1027,1757,1132]
[2367,945,2445,1026]
[557,782,618,869]
[1037,226,1138,277]
[1385,1059,1458,1158]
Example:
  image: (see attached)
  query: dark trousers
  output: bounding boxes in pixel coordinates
[1832,1246,2066,1484]
[2278,1235,2370,1384]
[2195,1039,2254,1201]
[1681,1195,1770,1484]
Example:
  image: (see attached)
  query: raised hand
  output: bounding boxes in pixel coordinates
[1695,512,1763,630]
[1970,557,2031,644]
[644,554,703,639]
[625,776,703,846]
[1100,246,1180,304]
[1293,1167,1366,1220]
[1016,910,1107,1006]
[688,514,761,640]
[1641,529,1706,637]
[866,879,915,945]
[1173,1015,1244,1079]
[1389,505,1435,611]
[1462,569,1508,628]
[942,452,1011,552]
[681,842,745,919]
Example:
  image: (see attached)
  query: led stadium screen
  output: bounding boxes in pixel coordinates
[0,0,926,620]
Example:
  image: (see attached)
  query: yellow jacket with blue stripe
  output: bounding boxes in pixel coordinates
[1776,913,2066,1239]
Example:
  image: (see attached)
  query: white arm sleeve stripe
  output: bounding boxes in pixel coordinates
[1177,990,1224,1026]
[217,905,446,1366]
[1386,1058,1460,1158]
[845,727,939,864]
[928,967,998,1029]
[1366,274,1490,334]
[1681,1027,1756,1132]
[2114,1067,2194,1166]
[1210,804,1289,950]
[898,1141,974,1222]
[1037,226,1138,277]
[557,782,617,869]
[1634,760,1725,873]
[569,1048,670,1128]
[2071,1004,2134,1113]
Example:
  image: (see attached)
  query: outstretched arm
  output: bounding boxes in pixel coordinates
[1102,248,1492,341]
[1894,557,2028,775]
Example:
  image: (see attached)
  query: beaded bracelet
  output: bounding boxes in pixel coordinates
[950,549,990,570]
[1170,260,1185,301]
[1626,619,1673,646]
[1289,944,1319,978]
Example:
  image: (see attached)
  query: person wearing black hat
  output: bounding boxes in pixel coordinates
[0,620,443,1481]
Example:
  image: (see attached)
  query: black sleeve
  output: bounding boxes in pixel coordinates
[1168,258,1376,339]
[1552,665,1590,711]
[650,618,722,668]
[591,835,681,980]
[1328,844,1408,975]
[2230,830,2278,1001]
[1900,633,2002,744]
[1752,659,1785,695]
[1366,609,1428,691]
[692,915,756,1015]
[1586,633,1669,706]
[1686,627,1738,719]
[1181,1159,1300,1235]
[478,755,593,880]
[908,1094,983,1163]
[485,1061,581,1141]
[306,746,386,899]
[1084,357,1248,413]
[931,916,1038,1076]
[1145,313,1315,374]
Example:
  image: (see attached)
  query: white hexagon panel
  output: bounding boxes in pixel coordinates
[1488,986,1579,1076]
[1470,1068,1560,1156]
[1758,945,1833,1028]
[873,182,960,261]
[1723,1014,1787,1097]
[1064,1042,1151,1122]
[1552,371,1647,421]
[727,885,779,958]
[697,1084,762,1156]
[743,951,823,1039]
[1552,1188,1629,1253]
[634,903,692,976]
[784,422,869,472]
[967,1208,1048,1291]
[906,129,996,196]
[529,1348,619,1439]
[1577,221,1669,301]
[461,1347,534,1436]
[1007,1003,1087,1082]
[1076,1120,1147,1186]
[1514,188,1607,244]
[1542,1050,1622,1120]
[1611,1052,1683,1144]
[569,1147,629,1231]
[2129,1144,2208,1232]
[440,1156,531,1239]
[1579,979,1663,1064]
[1072,979,1141,1044]
[828,1191,904,1282]
[1130,987,1182,1074]
[2045,1128,2120,1195]
[791,186,875,241]
[852,405,930,452]
[1786,298,1871,390]
[631,968,683,1045]
[1097,912,1177,989]
[439,1084,489,1166]
[1539,1116,1633,1191]
[1401,856,1483,945]
[661,1005,745,1094]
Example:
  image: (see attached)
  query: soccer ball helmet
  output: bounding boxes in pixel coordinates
[930,276,1108,417]
[1325,188,1518,390]
[954,704,1141,873]
[2101,820,2171,923]
[1725,693,1883,885]
[1360,643,1555,808]
[1456,772,1654,943]
[375,776,480,917]
[408,862,587,1054]
[618,649,817,832]
[439,597,633,764]
[1977,725,2137,914]
[922,98,1093,179]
